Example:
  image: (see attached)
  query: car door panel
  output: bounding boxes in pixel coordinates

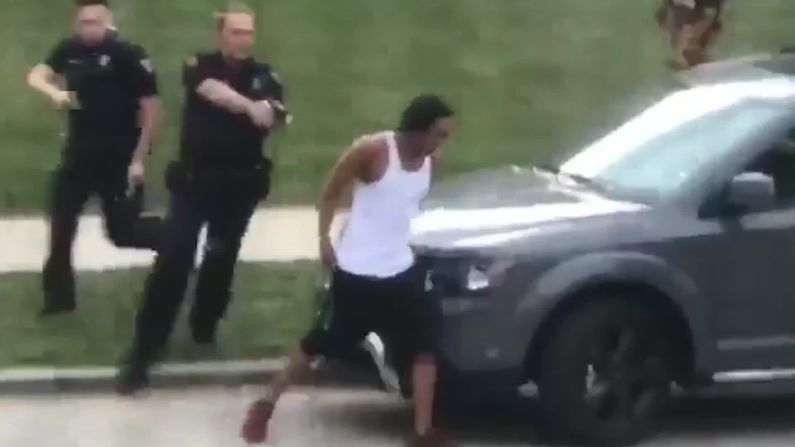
[708,205,795,370]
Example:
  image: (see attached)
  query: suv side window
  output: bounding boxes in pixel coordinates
[740,131,795,205]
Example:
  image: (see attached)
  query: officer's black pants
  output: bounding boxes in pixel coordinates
[43,164,162,310]
[129,185,260,365]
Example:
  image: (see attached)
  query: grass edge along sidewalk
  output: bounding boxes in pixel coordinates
[0,358,383,395]
[0,262,323,370]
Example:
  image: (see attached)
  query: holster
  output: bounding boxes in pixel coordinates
[165,159,272,200]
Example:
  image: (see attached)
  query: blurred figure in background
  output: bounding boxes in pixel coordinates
[27,0,162,316]
[657,0,726,70]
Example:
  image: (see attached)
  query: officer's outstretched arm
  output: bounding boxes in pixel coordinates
[196,79,274,128]
[196,79,252,114]
[27,64,71,108]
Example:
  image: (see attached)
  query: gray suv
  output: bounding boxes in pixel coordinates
[342,52,795,446]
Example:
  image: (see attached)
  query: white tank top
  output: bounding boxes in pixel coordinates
[335,131,432,278]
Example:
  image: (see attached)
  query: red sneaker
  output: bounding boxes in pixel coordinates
[241,399,275,444]
[411,429,457,447]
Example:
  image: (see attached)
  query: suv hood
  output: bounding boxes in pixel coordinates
[410,166,649,251]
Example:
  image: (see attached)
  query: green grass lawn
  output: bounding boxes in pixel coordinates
[0,262,323,368]
[0,0,793,212]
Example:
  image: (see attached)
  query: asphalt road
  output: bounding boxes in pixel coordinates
[4,385,795,446]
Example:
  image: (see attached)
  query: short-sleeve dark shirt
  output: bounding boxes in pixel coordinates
[180,51,285,170]
[44,35,158,140]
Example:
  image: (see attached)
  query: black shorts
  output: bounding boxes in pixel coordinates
[301,265,441,371]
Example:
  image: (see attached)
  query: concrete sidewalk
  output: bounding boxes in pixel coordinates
[0,207,329,273]
[0,359,380,395]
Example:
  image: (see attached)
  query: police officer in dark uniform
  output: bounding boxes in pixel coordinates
[27,0,162,316]
[117,4,289,393]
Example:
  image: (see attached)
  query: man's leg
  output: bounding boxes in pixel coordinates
[412,354,440,436]
[242,269,373,443]
[101,181,163,251]
[42,168,89,315]
[383,268,451,445]
[692,17,721,64]
[117,190,203,393]
[667,5,698,70]
[189,198,257,343]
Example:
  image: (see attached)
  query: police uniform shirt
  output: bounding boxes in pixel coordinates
[180,51,285,169]
[44,36,159,141]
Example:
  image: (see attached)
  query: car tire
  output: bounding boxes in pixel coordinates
[538,297,673,447]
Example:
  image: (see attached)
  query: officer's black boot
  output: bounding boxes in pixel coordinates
[116,348,154,396]
[117,319,174,395]
[117,329,168,396]
[119,252,193,394]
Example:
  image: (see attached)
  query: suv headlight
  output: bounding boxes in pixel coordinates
[424,257,511,296]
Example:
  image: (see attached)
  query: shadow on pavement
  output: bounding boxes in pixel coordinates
[660,394,795,436]
[333,393,795,446]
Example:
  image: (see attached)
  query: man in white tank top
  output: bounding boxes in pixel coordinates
[242,95,456,446]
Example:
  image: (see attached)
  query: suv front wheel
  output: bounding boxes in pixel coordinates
[538,297,673,446]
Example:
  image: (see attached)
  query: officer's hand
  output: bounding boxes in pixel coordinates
[319,237,337,270]
[246,100,275,129]
[128,160,145,187]
[50,90,74,110]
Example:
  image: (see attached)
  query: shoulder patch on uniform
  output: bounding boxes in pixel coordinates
[185,56,198,67]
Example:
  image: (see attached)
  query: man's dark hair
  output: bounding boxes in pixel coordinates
[398,94,454,133]
[76,0,109,7]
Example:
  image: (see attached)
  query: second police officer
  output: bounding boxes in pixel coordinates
[118,4,289,393]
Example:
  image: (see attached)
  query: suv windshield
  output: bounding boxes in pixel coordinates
[560,89,789,201]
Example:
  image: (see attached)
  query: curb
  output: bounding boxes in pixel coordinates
[0,359,382,396]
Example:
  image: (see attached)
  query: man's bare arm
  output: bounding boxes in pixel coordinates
[317,145,372,240]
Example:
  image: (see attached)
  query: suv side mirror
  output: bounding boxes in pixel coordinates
[721,172,776,217]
